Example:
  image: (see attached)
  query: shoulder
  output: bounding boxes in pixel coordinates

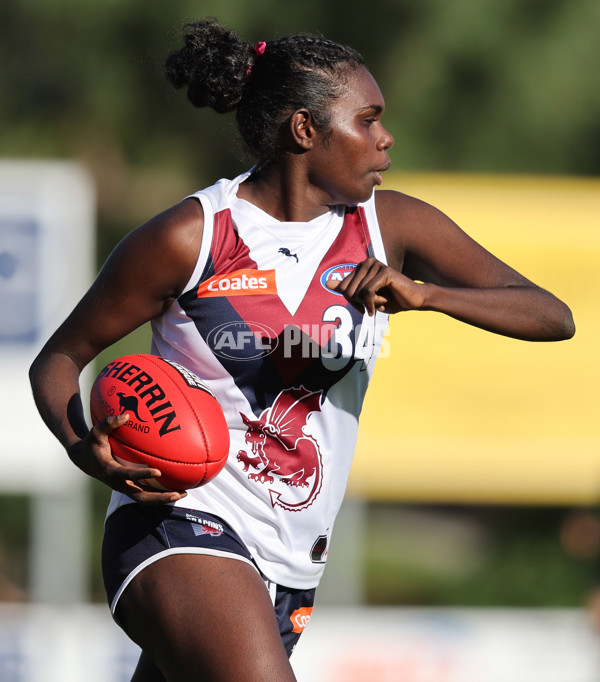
[105,197,206,299]
[374,189,449,269]
[135,196,205,247]
[375,189,447,230]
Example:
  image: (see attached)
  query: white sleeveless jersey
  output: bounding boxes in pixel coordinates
[107,171,389,588]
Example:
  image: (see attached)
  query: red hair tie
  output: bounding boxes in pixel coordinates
[246,41,267,75]
[254,41,267,56]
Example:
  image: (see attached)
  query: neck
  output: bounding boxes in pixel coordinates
[237,162,332,222]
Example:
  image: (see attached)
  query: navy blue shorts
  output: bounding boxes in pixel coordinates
[101,503,316,657]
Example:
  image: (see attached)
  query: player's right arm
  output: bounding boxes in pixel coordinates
[29,198,204,503]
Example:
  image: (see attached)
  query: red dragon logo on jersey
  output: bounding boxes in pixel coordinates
[237,387,323,512]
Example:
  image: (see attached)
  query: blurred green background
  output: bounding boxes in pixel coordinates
[2,0,598,261]
[1,0,599,607]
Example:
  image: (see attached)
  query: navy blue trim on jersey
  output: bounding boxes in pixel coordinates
[176,206,374,416]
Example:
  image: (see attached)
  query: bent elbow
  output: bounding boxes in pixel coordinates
[547,304,575,341]
[559,314,576,341]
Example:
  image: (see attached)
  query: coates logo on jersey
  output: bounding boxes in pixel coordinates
[320,263,356,295]
[197,269,277,298]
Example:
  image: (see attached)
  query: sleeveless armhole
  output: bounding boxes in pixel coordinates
[180,192,215,295]
[363,191,388,265]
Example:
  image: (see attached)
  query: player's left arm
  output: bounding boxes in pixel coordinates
[329,190,575,341]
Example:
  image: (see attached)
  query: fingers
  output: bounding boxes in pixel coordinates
[327,258,390,315]
[124,481,187,505]
[93,411,131,436]
[327,258,425,315]
[87,415,187,504]
[91,414,159,479]
[104,456,161,486]
[105,459,188,504]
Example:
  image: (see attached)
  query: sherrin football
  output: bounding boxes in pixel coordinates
[90,354,230,491]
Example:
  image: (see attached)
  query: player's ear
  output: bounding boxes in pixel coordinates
[289,109,315,150]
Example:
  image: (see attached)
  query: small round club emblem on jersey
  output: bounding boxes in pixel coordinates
[320,263,356,295]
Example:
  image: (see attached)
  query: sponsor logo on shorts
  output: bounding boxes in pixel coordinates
[320,263,356,295]
[290,607,313,634]
[186,513,224,537]
[197,268,277,298]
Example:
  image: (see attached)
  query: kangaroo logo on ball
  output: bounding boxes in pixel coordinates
[116,392,146,422]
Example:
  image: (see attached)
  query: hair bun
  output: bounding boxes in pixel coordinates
[165,19,251,113]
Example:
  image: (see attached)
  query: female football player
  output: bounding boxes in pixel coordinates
[29,19,574,682]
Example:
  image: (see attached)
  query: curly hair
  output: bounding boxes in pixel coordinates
[165,19,364,168]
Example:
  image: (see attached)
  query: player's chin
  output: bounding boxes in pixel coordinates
[344,184,376,206]
[330,178,376,207]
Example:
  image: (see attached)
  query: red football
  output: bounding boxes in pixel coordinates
[90,354,229,491]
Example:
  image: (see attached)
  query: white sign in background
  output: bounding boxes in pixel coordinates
[0,605,599,682]
[0,160,95,603]
[0,159,95,491]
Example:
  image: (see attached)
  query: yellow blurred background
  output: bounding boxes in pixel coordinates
[352,172,599,505]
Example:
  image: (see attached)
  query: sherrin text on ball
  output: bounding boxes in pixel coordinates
[90,354,229,490]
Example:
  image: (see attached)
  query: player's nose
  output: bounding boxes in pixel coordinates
[378,127,394,151]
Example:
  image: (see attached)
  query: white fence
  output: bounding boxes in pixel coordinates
[1,605,599,682]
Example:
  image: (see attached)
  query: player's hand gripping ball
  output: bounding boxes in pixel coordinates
[90,354,230,491]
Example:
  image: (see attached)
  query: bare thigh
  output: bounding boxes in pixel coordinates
[116,553,297,682]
